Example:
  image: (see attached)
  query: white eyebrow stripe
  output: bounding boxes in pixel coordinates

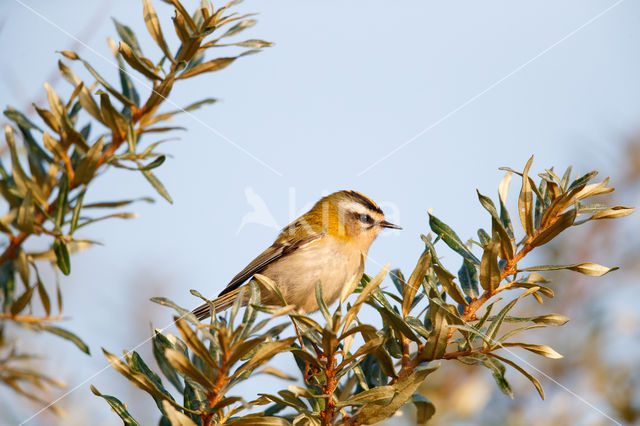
[340,201,383,217]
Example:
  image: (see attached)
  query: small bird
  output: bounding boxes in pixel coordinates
[193,190,401,320]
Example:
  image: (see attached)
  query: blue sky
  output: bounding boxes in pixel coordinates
[2,0,640,424]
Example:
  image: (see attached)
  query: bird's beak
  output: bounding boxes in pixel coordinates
[379,220,402,230]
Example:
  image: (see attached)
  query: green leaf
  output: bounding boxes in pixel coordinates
[53,238,71,275]
[458,259,479,299]
[115,156,166,171]
[17,189,35,233]
[141,168,173,203]
[343,264,388,330]
[37,279,51,317]
[41,324,90,354]
[10,285,35,315]
[372,303,419,343]
[150,297,199,325]
[4,106,43,132]
[60,51,136,107]
[225,417,291,425]
[567,170,598,191]
[356,365,439,424]
[16,249,30,287]
[412,394,436,424]
[152,331,184,392]
[83,197,154,209]
[112,18,143,57]
[490,353,544,400]
[225,39,274,48]
[54,176,69,228]
[70,187,86,235]
[428,212,480,265]
[477,228,490,245]
[91,385,140,426]
[485,287,540,345]
[315,281,332,328]
[221,19,258,38]
[433,264,467,306]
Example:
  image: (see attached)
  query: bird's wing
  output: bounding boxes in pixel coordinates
[217,224,325,297]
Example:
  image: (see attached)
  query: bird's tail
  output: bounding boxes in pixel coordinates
[192,288,242,321]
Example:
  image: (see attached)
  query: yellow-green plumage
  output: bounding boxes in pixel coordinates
[193,190,400,320]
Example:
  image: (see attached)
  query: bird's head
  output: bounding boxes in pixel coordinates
[306,190,401,250]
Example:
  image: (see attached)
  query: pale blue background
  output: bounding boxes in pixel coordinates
[2,0,639,424]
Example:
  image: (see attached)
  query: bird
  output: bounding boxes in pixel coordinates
[193,190,401,320]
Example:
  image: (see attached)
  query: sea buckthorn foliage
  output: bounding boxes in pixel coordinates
[0,1,634,425]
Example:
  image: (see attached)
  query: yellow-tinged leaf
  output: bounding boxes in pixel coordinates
[356,365,439,424]
[520,263,618,277]
[433,264,467,306]
[102,348,181,408]
[174,317,218,369]
[17,189,35,234]
[178,57,236,80]
[99,92,128,136]
[33,105,61,133]
[498,171,513,204]
[43,82,66,122]
[164,348,215,389]
[343,264,389,331]
[532,314,569,326]
[422,305,448,361]
[161,401,197,426]
[226,417,291,426]
[591,206,634,220]
[519,155,535,237]
[402,250,431,316]
[259,366,296,381]
[142,0,174,62]
[74,137,104,185]
[234,338,296,376]
[530,208,576,247]
[118,41,161,80]
[254,274,287,305]
[479,238,500,292]
[500,342,563,359]
[575,178,614,200]
[57,60,103,123]
[336,385,395,408]
[163,0,198,33]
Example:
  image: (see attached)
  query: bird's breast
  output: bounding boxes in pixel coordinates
[260,236,365,313]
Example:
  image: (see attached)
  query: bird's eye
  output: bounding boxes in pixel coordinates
[359,214,372,224]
